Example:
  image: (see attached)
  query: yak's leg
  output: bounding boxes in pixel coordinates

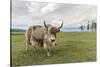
[25,37,31,51]
[43,43,51,56]
[31,40,37,48]
[25,32,31,51]
[47,48,51,57]
[30,36,37,48]
[26,41,29,51]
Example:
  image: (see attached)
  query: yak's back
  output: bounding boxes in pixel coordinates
[30,25,45,40]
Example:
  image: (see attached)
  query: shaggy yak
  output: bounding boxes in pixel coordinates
[25,20,63,56]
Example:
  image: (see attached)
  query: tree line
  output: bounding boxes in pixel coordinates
[80,21,96,32]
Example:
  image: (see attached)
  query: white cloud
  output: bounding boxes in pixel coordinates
[12,0,97,29]
[27,2,41,15]
[51,20,63,28]
[40,3,62,14]
[27,2,39,13]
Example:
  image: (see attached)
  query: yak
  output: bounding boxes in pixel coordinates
[25,20,63,56]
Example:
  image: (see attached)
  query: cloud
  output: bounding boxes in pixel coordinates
[12,0,97,30]
[59,5,97,25]
[12,0,29,16]
[27,2,40,13]
[26,1,43,16]
[40,3,62,15]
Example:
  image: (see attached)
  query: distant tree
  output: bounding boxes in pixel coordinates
[80,24,84,31]
[87,21,90,31]
[91,21,96,31]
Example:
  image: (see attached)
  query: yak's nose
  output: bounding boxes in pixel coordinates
[51,39,55,42]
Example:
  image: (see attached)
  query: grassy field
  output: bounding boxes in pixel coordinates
[11,32,96,66]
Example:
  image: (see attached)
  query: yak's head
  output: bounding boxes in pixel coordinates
[44,20,63,47]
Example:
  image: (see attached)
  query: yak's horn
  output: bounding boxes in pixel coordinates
[58,20,63,29]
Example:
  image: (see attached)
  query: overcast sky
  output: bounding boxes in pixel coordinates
[12,0,97,30]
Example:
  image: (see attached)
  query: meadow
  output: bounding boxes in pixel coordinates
[11,32,96,66]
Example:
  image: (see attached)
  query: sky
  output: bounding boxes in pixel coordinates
[12,0,97,30]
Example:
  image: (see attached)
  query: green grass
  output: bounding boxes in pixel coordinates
[11,32,96,66]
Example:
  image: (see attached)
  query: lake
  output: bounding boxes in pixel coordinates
[61,28,95,32]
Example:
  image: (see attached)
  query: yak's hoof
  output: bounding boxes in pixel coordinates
[47,53,52,57]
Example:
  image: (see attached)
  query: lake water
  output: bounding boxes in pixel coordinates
[61,28,95,32]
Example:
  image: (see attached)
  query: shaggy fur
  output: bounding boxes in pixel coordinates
[25,21,63,56]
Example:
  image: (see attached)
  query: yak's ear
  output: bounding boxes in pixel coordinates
[44,20,48,28]
[57,29,60,32]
